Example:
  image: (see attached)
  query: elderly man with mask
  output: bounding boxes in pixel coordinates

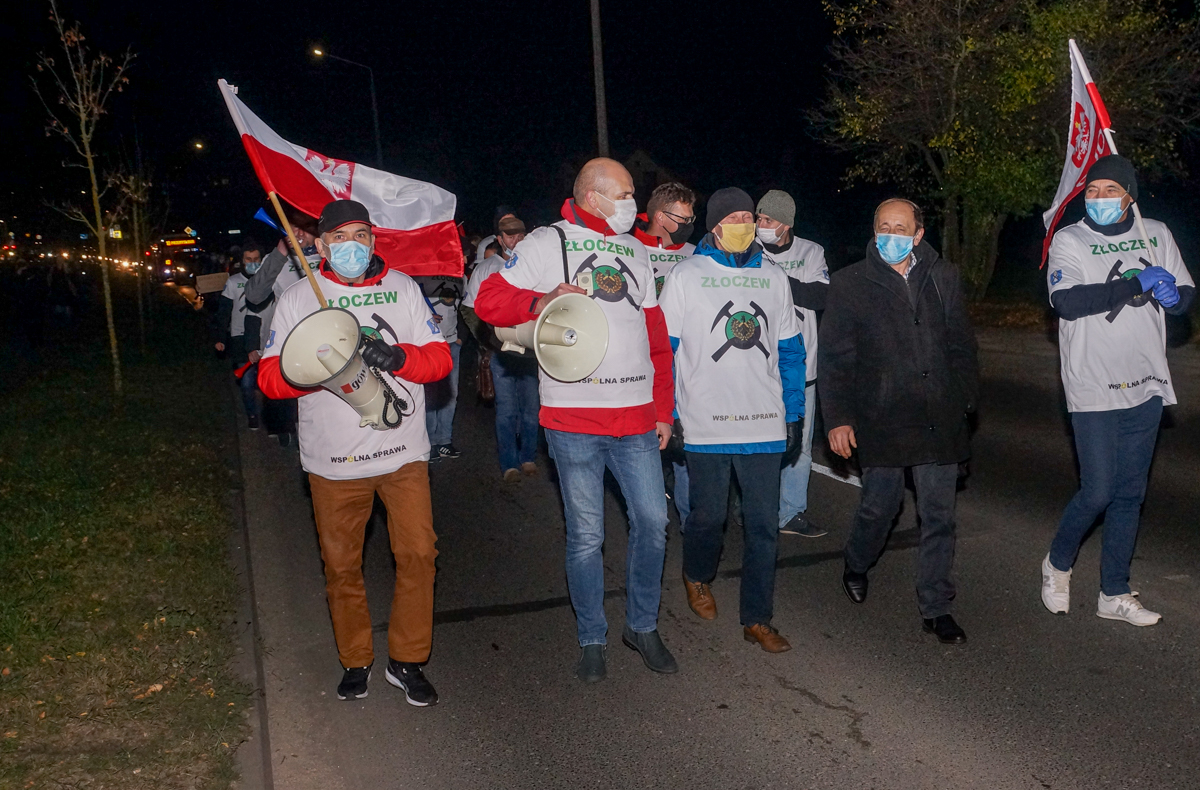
[756,189,830,539]
[660,187,806,653]
[258,199,452,706]
[819,198,978,645]
[475,158,677,683]
[1040,154,1195,626]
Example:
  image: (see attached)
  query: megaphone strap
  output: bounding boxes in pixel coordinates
[551,225,570,284]
[371,367,414,429]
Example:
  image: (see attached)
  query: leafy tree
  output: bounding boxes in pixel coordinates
[32,0,134,393]
[816,0,1200,298]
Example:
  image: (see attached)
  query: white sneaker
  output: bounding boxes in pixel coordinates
[1040,553,1071,614]
[1097,592,1162,626]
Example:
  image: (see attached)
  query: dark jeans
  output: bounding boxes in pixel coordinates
[683,451,782,627]
[491,352,539,471]
[844,463,958,618]
[1049,396,1163,596]
[229,335,261,421]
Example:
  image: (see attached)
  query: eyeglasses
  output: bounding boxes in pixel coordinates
[662,210,695,226]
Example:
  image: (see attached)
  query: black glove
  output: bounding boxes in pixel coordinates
[781,421,802,469]
[361,337,406,372]
[664,418,685,464]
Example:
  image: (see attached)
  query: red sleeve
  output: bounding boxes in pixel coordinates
[257,356,317,400]
[643,305,675,424]
[474,271,542,327]
[396,341,452,384]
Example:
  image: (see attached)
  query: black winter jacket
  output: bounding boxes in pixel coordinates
[818,242,978,468]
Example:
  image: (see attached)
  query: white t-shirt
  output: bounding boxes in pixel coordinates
[463,254,506,309]
[647,242,695,298]
[264,271,445,479]
[500,221,657,409]
[415,275,464,343]
[1047,217,1194,412]
[761,236,827,381]
[221,272,248,338]
[660,253,802,446]
[475,235,496,263]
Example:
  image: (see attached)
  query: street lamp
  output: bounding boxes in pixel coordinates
[312,47,384,168]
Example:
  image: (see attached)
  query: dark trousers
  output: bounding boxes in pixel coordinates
[1049,396,1162,596]
[683,451,782,627]
[844,463,958,618]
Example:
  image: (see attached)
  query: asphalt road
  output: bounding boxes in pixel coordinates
[236,331,1200,790]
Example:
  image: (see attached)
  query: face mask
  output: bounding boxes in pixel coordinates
[876,233,914,265]
[1085,197,1125,226]
[756,225,781,245]
[244,259,262,275]
[667,219,693,247]
[595,192,637,235]
[718,222,756,253]
[326,240,372,278]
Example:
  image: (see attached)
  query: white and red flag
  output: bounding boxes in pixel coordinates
[218,79,461,277]
[1041,40,1114,264]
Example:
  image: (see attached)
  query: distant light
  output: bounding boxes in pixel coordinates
[163,268,171,275]
[194,141,204,150]
[61,252,69,258]
[313,48,324,56]
[227,229,241,234]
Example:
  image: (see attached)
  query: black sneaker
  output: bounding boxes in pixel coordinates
[385,660,439,706]
[247,415,261,430]
[434,444,462,460]
[337,665,371,700]
[780,515,828,538]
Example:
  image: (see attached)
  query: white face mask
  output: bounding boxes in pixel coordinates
[595,192,637,234]
[756,225,781,245]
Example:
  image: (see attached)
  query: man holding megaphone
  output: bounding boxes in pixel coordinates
[258,199,452,706]
[475,158,678,684]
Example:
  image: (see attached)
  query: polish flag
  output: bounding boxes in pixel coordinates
[1041,40,1113,265]
[218,79,461,277]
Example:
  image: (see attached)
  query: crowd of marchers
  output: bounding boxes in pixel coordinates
[204,152,1193,707]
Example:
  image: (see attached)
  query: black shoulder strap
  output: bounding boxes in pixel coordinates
[550,225,570,284]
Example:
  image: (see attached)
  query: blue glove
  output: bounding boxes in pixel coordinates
[1136,266,1175,293]
[1153,278,1180,307]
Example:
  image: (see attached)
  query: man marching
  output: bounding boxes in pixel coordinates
[1040,155,1195,626]
[756,190,830,538]
[258,199,452,704]
[660,187,805,653]
[475,157,677,683]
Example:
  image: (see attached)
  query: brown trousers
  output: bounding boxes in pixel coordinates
[308,461,437,668]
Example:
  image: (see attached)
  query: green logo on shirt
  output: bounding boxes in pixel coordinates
[710,300,770,362]
[1090,238,1158,255]
[326,291,399,309]
[699,275,772,289]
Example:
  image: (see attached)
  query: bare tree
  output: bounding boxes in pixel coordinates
[32,0,134,394]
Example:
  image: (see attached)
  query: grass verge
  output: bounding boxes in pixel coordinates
[0,285,250,789]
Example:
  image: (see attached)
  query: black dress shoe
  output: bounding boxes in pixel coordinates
[842,567,868,604]
[922,614,967,645]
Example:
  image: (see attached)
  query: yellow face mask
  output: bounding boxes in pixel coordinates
[718,222,756,253]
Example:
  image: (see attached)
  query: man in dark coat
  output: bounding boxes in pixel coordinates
[818,198,978,644]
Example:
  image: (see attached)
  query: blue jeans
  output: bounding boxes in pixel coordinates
[491,352,539,471]
[672,460,690,529]
[683,451,782,626]
[240,359,261,421]
[545,429,668,646]
[424,341,460,446]
[778,383,816,527]
[1049,397,1163,596]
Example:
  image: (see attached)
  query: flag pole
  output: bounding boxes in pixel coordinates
[1071,41,1161,267]
[268,191,328,307]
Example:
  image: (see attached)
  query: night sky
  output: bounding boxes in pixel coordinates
[2,0,1197,291]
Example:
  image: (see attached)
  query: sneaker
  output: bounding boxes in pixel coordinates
[247,415,261,431]
[779,515,828,538]
[1097,592,1161,626]
[385,660,439,706]
[434,444,462,460]
[520,462,537,476]
[336,665,371,700]
[502,468,521,483]
[1040,554,1071,614]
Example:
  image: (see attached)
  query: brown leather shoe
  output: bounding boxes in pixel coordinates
[743,623,792,653]
[682,573,717,620]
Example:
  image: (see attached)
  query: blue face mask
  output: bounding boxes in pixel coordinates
[243,259,262,275]
[876,233,914,265]
[326,240,372,278]
[1085,197,1125,226]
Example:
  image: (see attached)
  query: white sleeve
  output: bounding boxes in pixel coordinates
[808,244,829,284]
[779,276,803,340]
[220,277,239,299]
[634,245,658,310]
[659,267,684,337]
[1046,231,1088,303]
[262,291,298,360]
[399,278,448,348]
[1157,226,1195,288]
[499,230,555,291]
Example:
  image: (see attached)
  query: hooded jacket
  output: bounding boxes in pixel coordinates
[818,241,978,468]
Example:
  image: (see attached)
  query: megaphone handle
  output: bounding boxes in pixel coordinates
[268,191,328,308]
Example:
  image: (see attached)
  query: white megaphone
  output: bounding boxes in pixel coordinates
[278,308,405,430]
[494,292,609,382]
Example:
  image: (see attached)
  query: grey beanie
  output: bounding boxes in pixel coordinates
[756,190,795,228]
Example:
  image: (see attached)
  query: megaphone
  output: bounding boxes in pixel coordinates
[494,293,609,382]
[278,308,406,430]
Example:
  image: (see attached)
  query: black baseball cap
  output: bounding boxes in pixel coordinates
[318,199,374,235]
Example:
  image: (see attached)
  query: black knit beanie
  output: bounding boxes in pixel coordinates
[1086,155,1138,202]
[705,187,755,231]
